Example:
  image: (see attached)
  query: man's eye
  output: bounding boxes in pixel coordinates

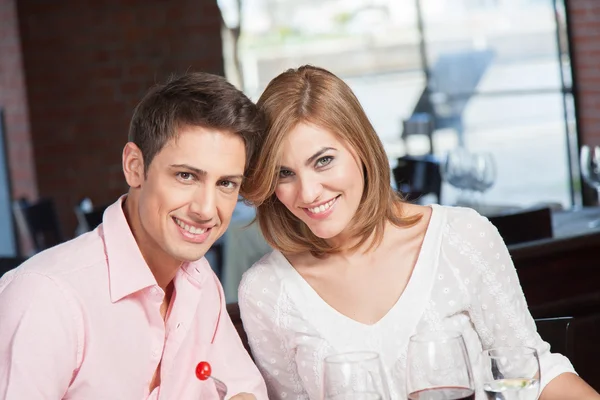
[177,172,194,181]
[219,180,238,189]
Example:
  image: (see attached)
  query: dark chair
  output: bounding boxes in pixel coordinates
[402,113,435,154]
[488,207,553,245]
[226,302,252,359]
[84,209,105,230]
[535,316,573,359]
[74,202,108,233]
[393,155,442,203]
[0,256,24,277]
[12,197,63,254]
[535,314,600,391]
[208,241,224,279]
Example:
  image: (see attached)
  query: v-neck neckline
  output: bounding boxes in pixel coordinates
[274,204,444,330]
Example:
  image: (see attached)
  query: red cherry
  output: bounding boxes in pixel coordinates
[195,361,212,381]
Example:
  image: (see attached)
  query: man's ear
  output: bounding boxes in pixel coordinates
[122,142,145,188]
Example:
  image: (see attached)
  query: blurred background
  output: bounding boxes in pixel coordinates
[222,0,578,206]
[0,0,599,278]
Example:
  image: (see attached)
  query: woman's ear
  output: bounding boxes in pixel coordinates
[122,142,145,188]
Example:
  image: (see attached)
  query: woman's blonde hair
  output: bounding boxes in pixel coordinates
[242,65,420,257]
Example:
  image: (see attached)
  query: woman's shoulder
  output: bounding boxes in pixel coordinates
[431,204,508,270]
[425,204,503,262]
[241,250,282,280]
[239,250,293,296]
[431,204,492,232]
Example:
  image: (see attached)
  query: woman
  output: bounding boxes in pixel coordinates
[238,65,598,399]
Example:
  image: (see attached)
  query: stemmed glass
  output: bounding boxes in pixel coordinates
[441,147,474,204]
[322,351,390,400]
[406,331,475,400]
[470,152,496,202]
[481,346,540,400]
[580,145,600,228]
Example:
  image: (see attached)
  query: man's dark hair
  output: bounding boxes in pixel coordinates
[128,72,264,175]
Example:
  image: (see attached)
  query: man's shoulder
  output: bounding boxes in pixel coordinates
[1,230,107,292]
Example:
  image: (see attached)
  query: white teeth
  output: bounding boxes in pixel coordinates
[308,197,337,214]
[175,218,206,235]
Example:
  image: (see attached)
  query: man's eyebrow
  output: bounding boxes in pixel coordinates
[221,174,245,181]
[169,164,207,176]
[170,165,244,181]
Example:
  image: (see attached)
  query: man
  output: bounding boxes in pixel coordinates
[0,72,267,399]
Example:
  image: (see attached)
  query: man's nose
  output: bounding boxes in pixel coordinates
[189,185,217,221]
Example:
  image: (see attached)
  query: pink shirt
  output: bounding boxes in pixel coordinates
[0,197,267,400]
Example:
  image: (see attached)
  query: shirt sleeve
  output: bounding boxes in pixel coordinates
[238,262,309,400]
[208,275,269,400]
[456,210,576,393]
[0,272,81,399]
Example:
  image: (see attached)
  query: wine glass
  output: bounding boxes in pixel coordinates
[322,351,390,400]
[481,346,540,400]
[580,145,600,227]
[471,152,496,196]
[406,331,475,400]
[441,147,475,205]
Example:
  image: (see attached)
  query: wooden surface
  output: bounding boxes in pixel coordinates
[507,207,600,317]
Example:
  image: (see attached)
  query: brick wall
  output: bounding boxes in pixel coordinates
[16,0,224,237]
[568,0,600,145]
[0,0,37,200]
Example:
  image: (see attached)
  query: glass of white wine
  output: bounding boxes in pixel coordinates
[482,346,540,400]
[322,351,390,400]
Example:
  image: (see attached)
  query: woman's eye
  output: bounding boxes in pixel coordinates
[278,169,294,178]
[316,156,333,167]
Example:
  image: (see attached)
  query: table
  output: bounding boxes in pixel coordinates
[507,207,600,318]
[509,207,600,257]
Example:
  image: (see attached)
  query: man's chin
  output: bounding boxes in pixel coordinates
[168,244,211,263]
[177,250,212,264]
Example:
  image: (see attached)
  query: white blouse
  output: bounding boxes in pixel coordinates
[238,205,575,400]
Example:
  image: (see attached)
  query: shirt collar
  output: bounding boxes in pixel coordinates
[102,195,158,302]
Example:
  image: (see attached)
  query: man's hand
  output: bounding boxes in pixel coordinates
[229,393,257,400]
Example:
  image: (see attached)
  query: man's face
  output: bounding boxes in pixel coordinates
[125,125,246,265]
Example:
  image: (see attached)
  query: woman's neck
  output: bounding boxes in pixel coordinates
[326,221,389,259]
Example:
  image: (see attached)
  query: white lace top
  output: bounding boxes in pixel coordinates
[238,205,575,400]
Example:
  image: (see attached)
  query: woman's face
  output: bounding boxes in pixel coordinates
[274,122,364,241]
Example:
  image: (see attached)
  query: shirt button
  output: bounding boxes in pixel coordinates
[150,287,162,300]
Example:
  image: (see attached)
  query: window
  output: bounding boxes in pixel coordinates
[219,0,577,207]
